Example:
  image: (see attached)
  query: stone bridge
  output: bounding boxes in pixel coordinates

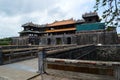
[0,44,120,80]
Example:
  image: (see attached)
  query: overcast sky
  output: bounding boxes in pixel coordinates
[0,0,119,38]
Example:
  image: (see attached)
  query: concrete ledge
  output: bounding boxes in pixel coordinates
[46,58,120,79]
[46,58,120,67]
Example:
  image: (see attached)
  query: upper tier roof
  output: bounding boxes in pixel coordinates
[82,12,99,18]
[22,22,46,28]
[47,19,76,27]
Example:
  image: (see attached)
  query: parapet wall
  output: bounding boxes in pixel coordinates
[12,30,118,45]
[46,44,120,61]
[95,45,120,61]
[44,45,120,80]
[0,44,77,65]
[46,58,120,80]
[76,30,118,45]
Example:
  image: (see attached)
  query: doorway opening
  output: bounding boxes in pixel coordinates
[67,37,71,44]
[47,38,51,45]
[56,38,62,45]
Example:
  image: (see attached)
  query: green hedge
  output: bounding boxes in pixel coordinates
[0,38,12,45]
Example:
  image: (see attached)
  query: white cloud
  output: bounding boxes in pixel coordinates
[0,0,97,38]
[0,14,22,38]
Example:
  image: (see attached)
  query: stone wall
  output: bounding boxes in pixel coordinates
[12,37,29,45]
[75,45,120,61]
[41,34,76,45]
[46,44,120,61]
[12,31,118,45]
[95,45,120,61]
[76,31,118,45]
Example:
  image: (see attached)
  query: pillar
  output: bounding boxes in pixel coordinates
[38,48,46,74]
[0,47,3,65]
[114,66,120,80]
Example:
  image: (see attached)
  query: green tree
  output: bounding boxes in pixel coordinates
[94,0,120,27]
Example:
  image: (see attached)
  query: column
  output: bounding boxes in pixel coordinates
[114,66,120,80]
[0,47,3,65]
[38,48,47,74]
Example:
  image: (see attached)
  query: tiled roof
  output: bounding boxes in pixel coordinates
[22,22,35,27]
[22,22,46,28]
[19,31,45,34]
[47,19,76,27]
[82,12,98,18]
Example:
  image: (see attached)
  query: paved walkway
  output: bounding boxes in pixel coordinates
[0,58,38,80]
[30,69,115,80]
[0,58,115,80]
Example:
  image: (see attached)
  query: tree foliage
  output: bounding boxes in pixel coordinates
[94,0,120,27]
[0,38,12,45]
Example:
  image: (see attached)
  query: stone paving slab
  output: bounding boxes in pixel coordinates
[0,58,38,80]
[30,69,115,80]
[30,71,115,80]
[45,69,115,80]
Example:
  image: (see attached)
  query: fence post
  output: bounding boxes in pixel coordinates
[114,66,120,80]
[38,48,46,74]
[0,47,3,65]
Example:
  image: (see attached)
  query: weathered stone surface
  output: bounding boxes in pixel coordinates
[30,69,115,80]
[96,45,120,61]
[12,30,118,45]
